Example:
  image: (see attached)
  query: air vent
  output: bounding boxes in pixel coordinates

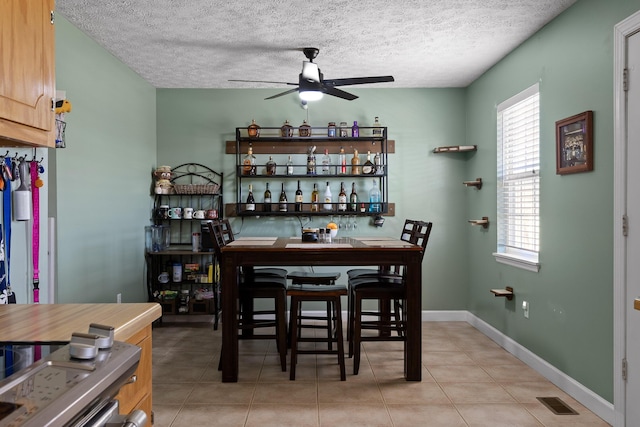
[536,397,579,415]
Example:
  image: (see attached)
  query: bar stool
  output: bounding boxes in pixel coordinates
[348,220,433,375]
[286,271,341,350]
[209,221,289,371]
[288,283,347,381]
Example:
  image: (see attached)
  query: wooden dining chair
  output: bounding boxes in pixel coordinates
[347,219,433,375]
[209,220,289,371]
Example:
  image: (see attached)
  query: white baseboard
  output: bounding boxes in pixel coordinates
[419,310,614,425]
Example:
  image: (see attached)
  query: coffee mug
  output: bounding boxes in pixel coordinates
[156,205,169,219]
[193,209,206,219]
[158,272,169,283]
[168,207,182,219]
[183,207,194,219]
[206,209,218,219]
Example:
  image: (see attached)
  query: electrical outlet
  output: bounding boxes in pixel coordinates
[116,293,122,304]
[522,300,529,318]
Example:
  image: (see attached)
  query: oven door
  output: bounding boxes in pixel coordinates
[71,400,147,427]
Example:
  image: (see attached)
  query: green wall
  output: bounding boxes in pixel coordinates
[465,0,640,403]
[53,16,157,303]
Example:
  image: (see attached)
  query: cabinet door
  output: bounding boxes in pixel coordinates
[0,0,55,147]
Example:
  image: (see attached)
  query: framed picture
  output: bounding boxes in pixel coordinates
[556,111,594,175]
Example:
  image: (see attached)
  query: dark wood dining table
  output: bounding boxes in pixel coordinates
[220,236,424,382]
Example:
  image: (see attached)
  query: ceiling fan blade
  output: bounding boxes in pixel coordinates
[323,86,358,101]
[229,79,297,85]
[323,76,395,87]
[265,87,299,100]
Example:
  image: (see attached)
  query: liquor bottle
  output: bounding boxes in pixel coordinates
[311,183,319,212]
[328,122,336,137]
[338,182,347,212]
[246,184,256,211]
[362,151,374,174]
[280,120,293,137]
[263,183,272,212]
[321,148,331,174]
[247,119,260,138]
[266,156,276,175]
[368,180,381,213]
[352,120,359,137]
[338,147,347,174]
[339,121,349,137]
[279,183,288,212]
[295,180,303,212]
[374,152,382,174]
[323,182,333,211]
[242,145,257,176]
[349,182,358,212]
[372,116,382,136]
[286,155,294,175]
[299,120,311,137]
[351,149,361,175]
[307,146,317,175]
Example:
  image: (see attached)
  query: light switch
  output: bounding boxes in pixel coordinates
[522,301,529,318]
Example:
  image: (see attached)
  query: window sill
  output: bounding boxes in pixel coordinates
[492,252,540,272]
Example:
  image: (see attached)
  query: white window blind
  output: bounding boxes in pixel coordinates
[495,84,540,270]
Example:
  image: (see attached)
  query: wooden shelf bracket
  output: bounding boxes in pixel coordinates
[468,216,489,229]
[463,178,482,189]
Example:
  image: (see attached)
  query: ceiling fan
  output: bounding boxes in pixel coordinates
[229,47,394,101]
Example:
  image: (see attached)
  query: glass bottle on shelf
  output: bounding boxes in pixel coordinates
[338,147,346,174]
[266,156,277,175]
[321,148,332,174]
[362,151,374,174]
[328,122,336,137]
[299,120,311,137]
[280,120,293,137]
[352,120,359,137]
[311,183,319,212]
[368,180,381,213]
[279,183,288,212]
[349,182,358,212]
[248,119,260,138]
[351,149,361,175]
[243,145,257,176]
[286,155,294,175]
[263,183,272,212]
[338,182,347,212]
[307,146,317,175]
[246,184,256,211]
[295,180,303,212]
[372,116,382,136]
[339,121,349,137]
[323,182,333,211]
[374,152,382,174]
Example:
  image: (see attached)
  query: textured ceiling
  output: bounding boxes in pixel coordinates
[56,0,576,90]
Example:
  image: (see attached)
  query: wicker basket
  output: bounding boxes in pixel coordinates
[173,183,220,194]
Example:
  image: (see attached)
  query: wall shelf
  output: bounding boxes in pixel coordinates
[463,178,483,189]
[490,286,514,301]
[433,145,477,153]
[468,216,489,228]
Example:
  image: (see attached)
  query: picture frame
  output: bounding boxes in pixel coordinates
[556,110,594,175]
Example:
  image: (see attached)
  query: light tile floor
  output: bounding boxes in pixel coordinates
[151,319,610,427]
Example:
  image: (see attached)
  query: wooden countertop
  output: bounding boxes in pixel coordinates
[0,303,162,343]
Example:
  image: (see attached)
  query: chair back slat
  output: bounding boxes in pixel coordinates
[382,219,433,276]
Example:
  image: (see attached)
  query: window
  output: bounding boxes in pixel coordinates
[493,83,540,272]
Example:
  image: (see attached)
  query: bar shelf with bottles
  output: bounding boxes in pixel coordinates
[229,125,392,217]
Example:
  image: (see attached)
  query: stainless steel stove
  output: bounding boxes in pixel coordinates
[0,324,147,427]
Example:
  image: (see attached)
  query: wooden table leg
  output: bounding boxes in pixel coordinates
[404,258,422,381]
[221,256,239,382]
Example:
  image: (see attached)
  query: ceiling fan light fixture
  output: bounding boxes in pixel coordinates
[299,90,323,102]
